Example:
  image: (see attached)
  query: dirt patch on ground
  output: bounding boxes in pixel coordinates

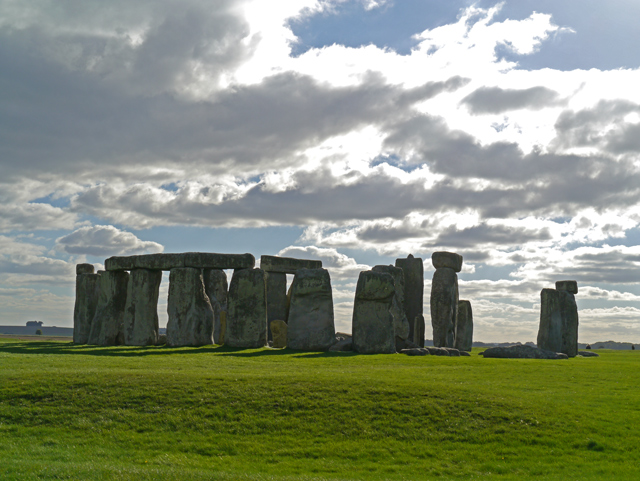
[0,334,73,342]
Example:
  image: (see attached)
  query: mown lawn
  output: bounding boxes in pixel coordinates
[0,338,638,480]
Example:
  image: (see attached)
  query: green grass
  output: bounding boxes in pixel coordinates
[0,339,638,480]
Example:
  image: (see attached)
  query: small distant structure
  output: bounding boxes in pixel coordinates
[26,320,43,327]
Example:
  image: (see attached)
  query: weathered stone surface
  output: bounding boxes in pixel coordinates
[76,263,95,275]
[373,265,409,340]
[556,280,578,294]
[401,348,430,356]
[426,346,451,356]
[431,251,463,272]
[157,334,167,345]
[352,270,396,354]
[329,338,353,352]
[430,267,459,348]
[226,268,268,348]
[578,351,599,357]
[459,351,471,357]
[184,252,255,270]
[124,269,162,346]
[73,273,101,344]
[454,300,473,352]
[413,315,426,347]
[219,311,227,345]
[166,268,214,346]
[203,269,228,344]
[395,255,423,342]
[271,320,287,348]
[537,288,579,357]
[480,345,568,359]
[260,255,322,274]
[396,337,419,351]
[105,252,255,271]
[265,272,287,342]
[287,268,336,351]
[88,270,129,346]
[443,347,460,356]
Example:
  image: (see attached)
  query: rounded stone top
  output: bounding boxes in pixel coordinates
[76,263,95,275]
[556,280,578,294]
[431,252,463,272]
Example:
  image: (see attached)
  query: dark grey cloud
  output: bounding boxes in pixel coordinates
[430,223,552,248]
[461,86,563,114]
[55,225,163,256]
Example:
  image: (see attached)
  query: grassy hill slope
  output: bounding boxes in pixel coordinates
[0,339,638,480]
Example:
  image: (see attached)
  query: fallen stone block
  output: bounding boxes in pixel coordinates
[260,255,322,274]
[166,267,214,346]
[400,348,430,356]
[425,346,451,356]
[577,351,599,357]
[226,268,268,348]
[480,345,568,359]
[287,268,335,351]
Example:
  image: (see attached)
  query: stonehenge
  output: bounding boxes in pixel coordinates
[537,281,579,357]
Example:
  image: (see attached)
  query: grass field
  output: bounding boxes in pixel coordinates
[0,338,638,480]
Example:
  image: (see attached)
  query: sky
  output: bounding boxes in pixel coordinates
[2,0,640,343]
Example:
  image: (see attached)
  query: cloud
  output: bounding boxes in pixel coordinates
[55,225,164,257]
[461,86,563,114]
[277,245,370,279]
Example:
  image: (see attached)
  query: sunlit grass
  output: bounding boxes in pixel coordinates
[1,338,638,480]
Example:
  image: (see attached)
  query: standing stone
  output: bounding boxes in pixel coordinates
[352,270,396,354]
[226,268,268,348]
[537,285,579,357]
[430,264,459,348]
[166,268,214,347]
[395,254,423,342]
[372,265,410,343]
[203,269,228,344]
[271,320,288,348]
[287,268,335,351]
[219,311,227,345]
[124,269,162,346]
[265,272,288,342]
[73,269,101,344]
[413,315,426,347]
[455,300,473,352]
[88,270,129,346]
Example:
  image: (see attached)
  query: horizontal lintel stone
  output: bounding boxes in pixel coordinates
[105,252,255,271]
[555,280,578,294]
[260,255,322,274]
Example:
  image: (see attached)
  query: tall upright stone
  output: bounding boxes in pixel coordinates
[454,300,473,352]
[73,264,101,344]
[203,269,228,344]
[88,270,129,346]
[124,269,162,346]
[430,252,462,348]
[352,270,396,354]
[167,267,214,346]
[226,268,268,348]
[373,265,410,346]
[287,268,335,351]
[413,315,425,348]
[537,282,579,357]
[395,254,423,342]
[265,271,287,342]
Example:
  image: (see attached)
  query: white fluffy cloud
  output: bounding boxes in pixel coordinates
[56,225,164,257]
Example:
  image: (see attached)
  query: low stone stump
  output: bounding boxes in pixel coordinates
[395,254,423,342]
[287,268,336,351]
[373,265,410,348]
[425,346,453,356]
[454,300,473,352]
[430,264,459,348]
[204,269,228,344]
[124,269,162,346]
[352,270,396,354]
[73,265,101,344]
[88,270,129,346]
[401,348,430,356]
[226,268,268,348]
[578,351,599,357]
[266,272,287,342]
[480,345,568,359]
[167,268,214,346]
[271,320,287,348]
[537,284,579,357]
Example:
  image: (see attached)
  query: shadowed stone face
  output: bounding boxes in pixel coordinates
[395,255,423,342]
[537,287,579,357]
[287,268,335,351]
[372,265,409,341]
[260,255,322,274]
[167,267,214,347]
[555,280,578,294]
[430,267,458,348]
[270,320,288,349]
[352,270,396,354]
[203,268,228,344]
[265,271,287,342]
[89,270,129,346]
[431,251,463,272]
[76,263,95,275]
[454,300,473,352]
[124,269,162,346]
[226,268,268,348]
[73,272,101,344]
[105,252,255,271]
